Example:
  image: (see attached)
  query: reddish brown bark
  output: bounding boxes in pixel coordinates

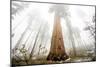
[47,15,69,61]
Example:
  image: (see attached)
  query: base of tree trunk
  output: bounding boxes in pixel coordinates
[47,52,69,61]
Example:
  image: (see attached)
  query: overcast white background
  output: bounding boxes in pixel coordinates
[0,0,99,67]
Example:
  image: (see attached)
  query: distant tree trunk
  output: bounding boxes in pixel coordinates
[47,14,69,61]
[29,24,42,61]
[13,26,29,52]
[65,18,76,56]
[13,16,33,54]
[37,23,47,55]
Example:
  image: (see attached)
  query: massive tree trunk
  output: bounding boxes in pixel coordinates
[47,14,69,61]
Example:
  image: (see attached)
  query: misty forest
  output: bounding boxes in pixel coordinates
[11,1,96,66]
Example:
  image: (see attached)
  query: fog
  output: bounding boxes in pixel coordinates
[11,1,95,57]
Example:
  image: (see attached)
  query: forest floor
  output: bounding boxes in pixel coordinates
[12,56,95,66]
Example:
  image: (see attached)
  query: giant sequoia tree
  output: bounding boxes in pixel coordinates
[47,5,69,61]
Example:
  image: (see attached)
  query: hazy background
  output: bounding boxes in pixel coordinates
[12,1,95,58]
